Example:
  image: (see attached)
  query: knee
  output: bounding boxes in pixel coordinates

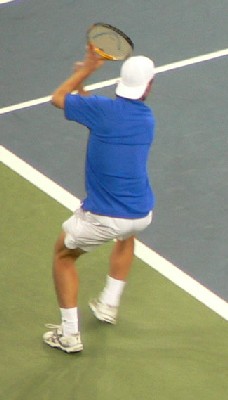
[54,232,85,261]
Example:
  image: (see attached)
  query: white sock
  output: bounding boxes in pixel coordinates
[99,276,126,307]
[60,307,79,337]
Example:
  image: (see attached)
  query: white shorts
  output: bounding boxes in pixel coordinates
[62,208,153,252]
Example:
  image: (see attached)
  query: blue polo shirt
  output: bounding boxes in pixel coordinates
[64,94,155,218]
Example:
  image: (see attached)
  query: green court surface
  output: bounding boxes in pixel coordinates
[1,163,227,400]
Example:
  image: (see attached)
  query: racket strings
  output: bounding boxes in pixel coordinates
[87,23,133,61]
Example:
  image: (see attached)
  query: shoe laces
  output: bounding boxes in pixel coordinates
[45,324,62,336]
[45,324,80,341]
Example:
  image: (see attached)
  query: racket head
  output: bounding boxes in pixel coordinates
[87,23,134,61]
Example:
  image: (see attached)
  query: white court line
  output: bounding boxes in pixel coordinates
[0,145,228,320]
[0,48,227,115]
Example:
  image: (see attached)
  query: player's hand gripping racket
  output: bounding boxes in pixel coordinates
[87,23,134,61]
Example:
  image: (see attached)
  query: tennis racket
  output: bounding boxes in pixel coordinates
[87,23,134,61]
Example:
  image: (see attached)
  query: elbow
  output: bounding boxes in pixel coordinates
[51,92,65,109]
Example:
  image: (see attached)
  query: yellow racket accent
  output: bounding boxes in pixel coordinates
[94,47,118,61]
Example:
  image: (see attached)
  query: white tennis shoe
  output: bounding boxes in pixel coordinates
[43,324,83,353]
[89,298,118,325]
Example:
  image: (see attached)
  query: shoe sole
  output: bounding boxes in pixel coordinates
[43,338,83,353]
[89,302,116,325]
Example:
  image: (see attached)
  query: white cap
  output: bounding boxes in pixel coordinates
[116,56,155,100]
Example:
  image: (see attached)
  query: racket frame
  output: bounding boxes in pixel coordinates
[87,22,134,61]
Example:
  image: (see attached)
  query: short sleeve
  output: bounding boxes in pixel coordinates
[64,94,101,129]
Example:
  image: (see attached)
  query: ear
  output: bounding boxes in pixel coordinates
[141,79,153,100]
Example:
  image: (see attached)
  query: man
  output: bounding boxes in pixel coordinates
[43,46,156,353]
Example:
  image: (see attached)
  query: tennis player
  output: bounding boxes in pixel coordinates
[43,46,156,353]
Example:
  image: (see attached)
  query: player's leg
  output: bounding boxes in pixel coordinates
[89,212,152,324]
[52,231,85,308]
[109,236,135,281]
[43,231,85,353]
[89,236,134,324]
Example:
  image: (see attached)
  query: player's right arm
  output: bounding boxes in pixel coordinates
[51,46,105,109]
